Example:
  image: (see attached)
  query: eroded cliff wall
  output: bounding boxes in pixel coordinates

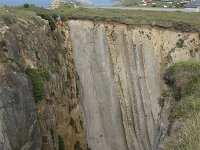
[68,20,200,150]
[0,16,87,150]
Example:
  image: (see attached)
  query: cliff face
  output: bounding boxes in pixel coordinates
[0,16,87,150]
[68,20,200,150]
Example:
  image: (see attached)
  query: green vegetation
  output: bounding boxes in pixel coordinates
[121,0,140,6]
[158,89,171,107]
[26,68,44,102]
[40,68,50,81]
[164,60,200,102]
[58,135,65,150]
[163,60,200,149]
[167,113,200,150]
[54,47,67,59]
[37,13,56,31]
[53,47,67,72]
[1,5,200,31]
[176,38,185,48]
[23,4,30,8]
[148,1,184,8]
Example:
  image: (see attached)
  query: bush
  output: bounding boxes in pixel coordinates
[164,60,200,98]
[26,68,44,102]
[58,135,65,150]
[2,14,17,25]
[40,68,50,81]
[23,4,30,8]
[37,13,56,31]
[176,38,184,48]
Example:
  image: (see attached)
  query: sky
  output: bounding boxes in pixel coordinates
[0,0,114,7]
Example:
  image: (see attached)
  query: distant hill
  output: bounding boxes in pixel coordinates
[52,0,92,8]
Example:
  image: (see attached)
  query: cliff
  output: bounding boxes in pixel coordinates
[68,20,200,150]
[0,7,87,150]
[0,6,200,150]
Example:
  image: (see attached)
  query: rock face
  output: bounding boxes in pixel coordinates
[0,71,41,150]
[68,20,200,150]
[0,15,87,150]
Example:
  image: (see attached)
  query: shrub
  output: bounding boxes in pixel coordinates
[40,68,50,81]
[37,13,56,31]
[58,135,65,150]
[176,38,184,48]
[26,68,44,102]
[164,60,200,98]
[23,4,30,8]
[2,14,17,25]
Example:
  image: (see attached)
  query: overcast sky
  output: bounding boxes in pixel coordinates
[0,0,114,7]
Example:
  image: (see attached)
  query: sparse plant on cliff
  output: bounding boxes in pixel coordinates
[74,141,83,150]
[40,68,50,81]
[158,89,171,107]
[0,39,6,47]
[58,135,65,150]
[26,68,44,102]
[176,38,185,48]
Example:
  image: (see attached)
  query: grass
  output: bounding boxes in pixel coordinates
[166,113,200,150]
[164,60,200,100]
[121,0,140,6]
[163,60,200,149]
[1,5,200,32]
[26,68,44,102]
[55,5,200,31]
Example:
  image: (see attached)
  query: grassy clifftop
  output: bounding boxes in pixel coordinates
[1,5,200,31]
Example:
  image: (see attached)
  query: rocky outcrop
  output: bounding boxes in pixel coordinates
[68,20,200,150]
[51,0,92,8]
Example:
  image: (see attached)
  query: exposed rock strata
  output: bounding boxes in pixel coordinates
[68,20,200,150]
